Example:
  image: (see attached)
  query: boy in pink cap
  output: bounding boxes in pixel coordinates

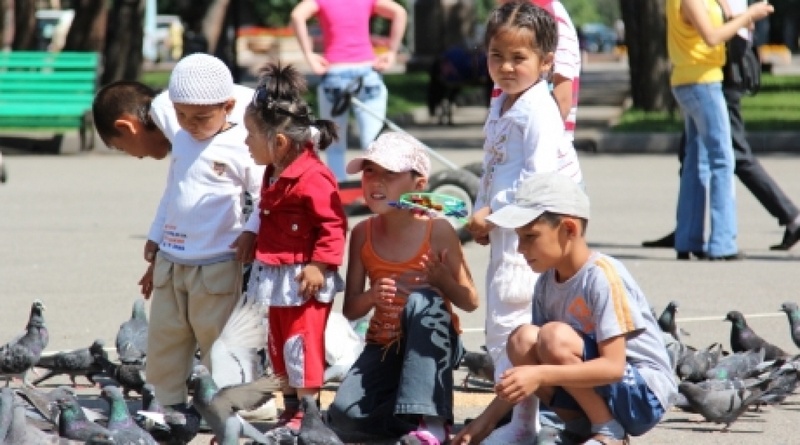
[326,132,479,444]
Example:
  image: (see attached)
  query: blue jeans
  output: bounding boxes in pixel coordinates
[671,82,737,256]
[327,289,464,439]
[318,66,388,180]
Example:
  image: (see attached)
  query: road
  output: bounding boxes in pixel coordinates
[2,146,800,443]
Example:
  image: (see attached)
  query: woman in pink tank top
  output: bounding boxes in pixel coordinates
[291,0,407,180]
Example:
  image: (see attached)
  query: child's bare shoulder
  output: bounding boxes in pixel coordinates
[430,218,460,245]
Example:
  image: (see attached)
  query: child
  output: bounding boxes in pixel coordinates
[454,172,677,445]
[235,62,348,437]
[326,132,479,444]
[142,53,264,409]
[467,3,583,443]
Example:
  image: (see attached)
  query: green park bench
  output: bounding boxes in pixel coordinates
[0,51,99,152]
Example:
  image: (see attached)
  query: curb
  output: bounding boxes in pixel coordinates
[578,130,800,154]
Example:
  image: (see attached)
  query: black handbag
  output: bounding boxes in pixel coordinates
[723,33,761,95]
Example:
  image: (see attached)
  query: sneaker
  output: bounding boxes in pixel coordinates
[397,421,451,445]
[240,398,278,422]
[581,433,629,445]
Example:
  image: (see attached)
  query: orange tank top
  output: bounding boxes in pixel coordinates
[361,217,461,346]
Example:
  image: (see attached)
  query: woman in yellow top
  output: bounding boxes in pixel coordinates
[666,0,772,260]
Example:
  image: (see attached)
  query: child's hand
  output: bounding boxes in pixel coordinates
[370,277,398,309]
[138,263,155,300]
[495,365,540,404]
[230,231,256,263]
[450,413,495,445]
[467,207,495,239]
[420,248,450,290]
[143,240,159,263]
[473,234,490,246]
[296,261,325,299]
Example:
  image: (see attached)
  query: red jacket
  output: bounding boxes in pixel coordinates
[254,149,347,267]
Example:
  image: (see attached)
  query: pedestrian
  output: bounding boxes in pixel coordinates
[290,0,407,181]
[644,0,800,252]
[453,172,677,445]
[326,131,479,444]
[665,0,772,260]
[466,3,583,443]
[129,53,263,410]
[236,62,348,438]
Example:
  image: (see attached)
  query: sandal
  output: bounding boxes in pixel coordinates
[582,433,629,445]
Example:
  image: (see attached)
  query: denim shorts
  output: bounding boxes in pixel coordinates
[546,332,665,436]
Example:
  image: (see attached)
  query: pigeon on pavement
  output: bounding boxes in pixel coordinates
[56,396,113,441]
[779,301,800,349]
[0,387,14,441]
[677,342,724,382]
[188,364,281,444]
[208,292,268,389]
[0,300,49,387]
[116,299,149,365]
[658,300,689,341]
[100,385,158,444]
[725,310,787,360]
[706,348,766,381]
[91,342,145,397]
[459,348,494,387]
[32,339,106,388]
[678,378,769,431]
[297,394,344,445]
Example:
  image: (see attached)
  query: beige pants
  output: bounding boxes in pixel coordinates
[146,254,240,405]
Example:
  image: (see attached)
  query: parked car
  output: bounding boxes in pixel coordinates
[580,23,618,53]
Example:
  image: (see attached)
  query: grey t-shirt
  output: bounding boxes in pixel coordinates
[532,252,677,410]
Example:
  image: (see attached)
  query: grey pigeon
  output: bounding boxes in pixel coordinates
[678,379,769,431]
[0,387,14,441]
[14,385,107,425]
[706,348,766,381]
[677,342,723,382]
[296,394,344,445]
[208,292,268,389]
[658,300,686,341]
[91,342,145,397]
[459,349,494,387]
[141,383,163,414]
[779,301,800,349]
[100,385,157,444]
[725,310,787,360]
[0,300,49,387]
[188,365,281,443]
[56,396,113,441]
[4,402,113,445]
[32,339,106,388]
[164,409,202,444]
[116,299,148,365]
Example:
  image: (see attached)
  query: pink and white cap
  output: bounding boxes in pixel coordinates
[346,132,431,177]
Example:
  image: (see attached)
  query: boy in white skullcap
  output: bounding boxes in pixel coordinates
[454,172,675,445]
[143,53,265,411]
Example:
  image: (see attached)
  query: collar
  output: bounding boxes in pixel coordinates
[269,145,320,180]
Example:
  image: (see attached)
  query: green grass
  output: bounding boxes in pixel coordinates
[612,74,800,132]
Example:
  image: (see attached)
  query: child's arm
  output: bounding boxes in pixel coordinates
[451,396,514,445]
[551,75,573,122]
[342,221,390,320]
[495,334,627,404]
[423,220,479,312]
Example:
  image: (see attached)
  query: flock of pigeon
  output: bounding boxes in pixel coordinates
[659,300,800,432]
[0,296,344,444]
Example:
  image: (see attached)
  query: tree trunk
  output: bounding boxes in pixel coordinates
[620,0,674,112]
[202,0,230,55]
[64,0,108,52]
[11,0,35,50]
[100,0,145,85]
[0,0,12,51]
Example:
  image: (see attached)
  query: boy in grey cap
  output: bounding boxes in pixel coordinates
[453,172,676,445]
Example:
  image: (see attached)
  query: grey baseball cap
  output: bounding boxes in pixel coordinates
[486,172,589,229]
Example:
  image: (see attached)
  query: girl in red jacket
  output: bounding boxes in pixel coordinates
[234,62,348,435]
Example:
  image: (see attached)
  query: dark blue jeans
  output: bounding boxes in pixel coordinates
[327,289,465,438]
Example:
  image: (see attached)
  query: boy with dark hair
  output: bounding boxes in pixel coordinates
[454,172,676,445]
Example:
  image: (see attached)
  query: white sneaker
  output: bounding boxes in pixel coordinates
[239,397,278,421]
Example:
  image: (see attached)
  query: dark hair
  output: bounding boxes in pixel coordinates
[92,81,159,143]
[484,1,558,56]
[537,211,588,235]
[246,62,338,151]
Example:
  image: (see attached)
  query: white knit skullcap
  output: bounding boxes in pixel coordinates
[168,53,234,105]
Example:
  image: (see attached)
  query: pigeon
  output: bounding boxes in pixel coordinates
[724,310,787,360]
[459,348,494,387]
[4,402,113,445]
[164,409,202,444]
[188,364,281,444]
[296,394,344,445]
[658,300,688,341]
[56,396,113,441]
[779,301,800,349]
[91,342,146,397]
[32,339,106,388]
[141,383,163,414]
[678,378,769,431]
[208,292,268,389]
[677,342,724,382]
[0,300,49,387]
[100,385,158,445]
[0,387,14,441]
[706,348,766,381]
[116,299,148,365]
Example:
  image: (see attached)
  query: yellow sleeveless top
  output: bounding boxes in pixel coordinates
[667,0,725,86]
[361,217,461,346]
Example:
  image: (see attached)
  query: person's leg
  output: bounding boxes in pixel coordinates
[146,256,195,406]
[318,71,352,180]
[672,84,712,256]
[352,69,388,149]
[695,83,737,257]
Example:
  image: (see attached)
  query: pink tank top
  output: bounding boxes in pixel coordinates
[316,0,377,64]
